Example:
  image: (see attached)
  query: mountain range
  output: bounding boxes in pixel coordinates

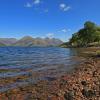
[0,36,63,47]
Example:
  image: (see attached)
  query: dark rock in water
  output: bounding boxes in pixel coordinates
[82,89,96,98]
[64,91,74,100]
[59,79,68,88]
[96,54,100,57]
[93,70,98,77]
[81,81,87,86]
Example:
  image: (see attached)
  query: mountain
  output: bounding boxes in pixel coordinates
[43,38,63,46]
[13,36,63,47]
[0,36,63,47]
[13,36,35,46]
[0,38,17,46]
[0,42,6,46]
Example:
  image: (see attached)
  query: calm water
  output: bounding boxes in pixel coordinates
[0,47,85,92]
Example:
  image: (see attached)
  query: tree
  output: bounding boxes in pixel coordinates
[84,21,96,29]
[69,21,100,47]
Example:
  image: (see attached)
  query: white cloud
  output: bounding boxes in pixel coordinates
[60,4,66,8]
[60,3,71,12]
[61,29,68,33]
[24,2,33,8]
[63,6,71,11]
[33,0,41,4]
[46,33,54,38]
[60,29,71,33]
[24,0,41,8]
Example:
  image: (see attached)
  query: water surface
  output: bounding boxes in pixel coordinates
[0,47,85,92]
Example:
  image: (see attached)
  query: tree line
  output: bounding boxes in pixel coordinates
[69,21,100,47]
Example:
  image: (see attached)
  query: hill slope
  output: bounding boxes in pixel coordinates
[0,42,6,46]
[0,38,17,46]
[11,36,63,47]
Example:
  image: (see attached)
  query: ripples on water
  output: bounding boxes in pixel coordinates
[0,47,84,92]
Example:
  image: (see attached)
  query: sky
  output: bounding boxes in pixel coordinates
[0,0,100,41]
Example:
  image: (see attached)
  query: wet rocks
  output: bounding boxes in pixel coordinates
[64,91,74,100]
[81,81,87,86]
[82,89,96,98]
[0,58,100,100]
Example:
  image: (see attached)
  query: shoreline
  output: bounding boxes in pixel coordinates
[0,57,100,100]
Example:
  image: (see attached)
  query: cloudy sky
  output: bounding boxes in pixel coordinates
[0,0,100,41]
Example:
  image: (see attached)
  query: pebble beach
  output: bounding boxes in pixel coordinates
[0,57,100,100]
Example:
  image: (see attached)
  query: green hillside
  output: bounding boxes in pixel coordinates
[61,21,100,48]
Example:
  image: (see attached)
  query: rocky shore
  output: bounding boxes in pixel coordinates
[0,58,100,100]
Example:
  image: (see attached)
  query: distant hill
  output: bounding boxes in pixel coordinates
[0,38,17,46]
[13,36,35,47]
[0,42,6,46]
[0,36,63,47]
[13,36,63,47]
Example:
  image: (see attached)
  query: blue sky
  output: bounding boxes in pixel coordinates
[0,0,100,41]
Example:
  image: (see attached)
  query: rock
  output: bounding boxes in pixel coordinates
[59,79,68,88]
[81,81,87,86]
[64,91,74,100]
[82,89,96,98]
